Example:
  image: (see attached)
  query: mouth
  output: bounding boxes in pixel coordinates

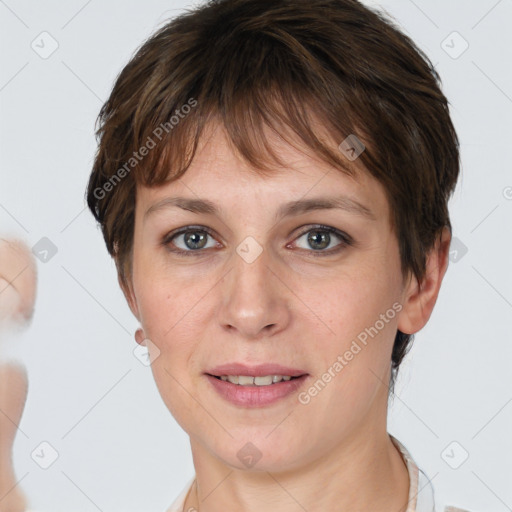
[206,362,308,379]
[204,363,310,407]
[207,374,305,386]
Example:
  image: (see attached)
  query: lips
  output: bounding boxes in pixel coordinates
[205,373,310,407]
[206,362,308,378]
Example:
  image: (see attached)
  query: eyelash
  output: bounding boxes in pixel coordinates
[161,224,353,257]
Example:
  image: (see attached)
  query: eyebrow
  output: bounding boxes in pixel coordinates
[144,195,376,222]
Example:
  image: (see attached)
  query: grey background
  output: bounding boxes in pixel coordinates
[0,0,511,511]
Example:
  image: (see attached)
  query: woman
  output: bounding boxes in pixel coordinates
[86,0,470,510]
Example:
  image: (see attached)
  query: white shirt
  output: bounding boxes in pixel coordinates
[165,435,471,512]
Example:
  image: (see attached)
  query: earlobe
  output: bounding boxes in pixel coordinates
[397,227,451,335]
[134,327,146,345]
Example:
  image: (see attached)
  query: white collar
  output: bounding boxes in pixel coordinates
[390,434,436,512]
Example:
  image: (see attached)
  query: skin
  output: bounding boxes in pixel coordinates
[0,364,28,512]
[122,121,451,512]
[0,238,36,512]
[0,239,37,324]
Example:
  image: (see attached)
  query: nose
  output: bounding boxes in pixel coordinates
[217,242,291,340]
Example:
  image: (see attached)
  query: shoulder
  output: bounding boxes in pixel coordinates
[165,476,195,512]
[391,435,476,512]
[422,471,473,511]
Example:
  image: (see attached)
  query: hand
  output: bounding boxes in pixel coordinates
[0,363,28,512]
[0,238,37,325]
[0,237,37,512]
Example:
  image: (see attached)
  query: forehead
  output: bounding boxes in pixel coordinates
[137,120,390,222]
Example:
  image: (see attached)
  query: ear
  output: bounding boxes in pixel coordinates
[397,226,451,335]
[117,268,141,322]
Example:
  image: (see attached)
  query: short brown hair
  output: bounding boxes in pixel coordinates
[86,0,460,389]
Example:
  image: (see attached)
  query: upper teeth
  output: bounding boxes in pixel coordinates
[219,375,293,385]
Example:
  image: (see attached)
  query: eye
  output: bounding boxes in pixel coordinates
[162,224,353,257]
[162,226,219,255]
[291,225,352,255]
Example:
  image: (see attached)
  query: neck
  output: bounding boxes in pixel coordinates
[184,427,410,512]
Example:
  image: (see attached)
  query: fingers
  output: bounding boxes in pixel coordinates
[0,363,28,454]
[0,239,37,325]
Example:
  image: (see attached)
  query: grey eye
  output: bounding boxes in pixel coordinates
[173,230,216,251]
[295,228,344,251]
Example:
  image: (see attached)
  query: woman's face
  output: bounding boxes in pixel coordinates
[128,122,410,471]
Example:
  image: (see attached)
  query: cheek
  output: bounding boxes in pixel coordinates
[307,265,400,350]
[133,245,189,337]
[293,279,399,448]
[132,258,213,379]
[136,275,198,350]
[133,272,208,427]
[302,264,401,402]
